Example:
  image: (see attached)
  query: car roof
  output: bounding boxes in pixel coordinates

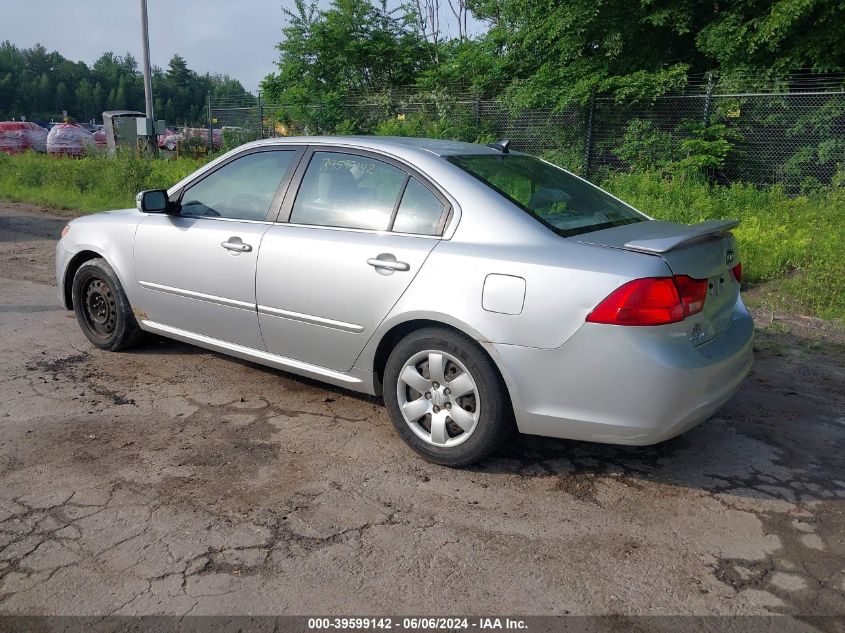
[249,135,509,158]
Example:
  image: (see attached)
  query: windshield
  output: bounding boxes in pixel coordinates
[446,154,646,237]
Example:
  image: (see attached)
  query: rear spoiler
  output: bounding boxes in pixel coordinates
[623,220,740,254]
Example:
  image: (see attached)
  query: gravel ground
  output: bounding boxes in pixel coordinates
[0,202,843,622]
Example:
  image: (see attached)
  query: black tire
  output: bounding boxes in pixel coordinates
[383,327,514,467]
[71,257,144,351]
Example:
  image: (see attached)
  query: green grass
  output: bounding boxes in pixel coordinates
[0,151,842,319]
[602,172,845,319]
[0,151,206,213]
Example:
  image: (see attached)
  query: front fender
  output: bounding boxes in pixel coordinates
[56,209,143,308]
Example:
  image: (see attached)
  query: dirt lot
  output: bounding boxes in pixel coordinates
[0,202,843,622]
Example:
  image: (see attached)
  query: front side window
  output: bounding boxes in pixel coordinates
[446,154,646,237]
[290,151,406,231]
[180,150,296,221]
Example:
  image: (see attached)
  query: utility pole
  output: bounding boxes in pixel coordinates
[140,0,157,154]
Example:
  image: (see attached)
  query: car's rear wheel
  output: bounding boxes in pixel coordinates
[384,328,513,467]
[72,258,143,351]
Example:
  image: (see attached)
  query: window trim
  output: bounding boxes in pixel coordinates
[386,173,411,231]
[171,145,306,224]
[274,146,452,236]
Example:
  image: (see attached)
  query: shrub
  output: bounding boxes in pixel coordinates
[614,119,741,179]
[672,122,740,178]
[222,127,260,152]
[614,119,674,171]
[372,111,496,144]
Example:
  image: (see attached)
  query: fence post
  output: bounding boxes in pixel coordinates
[207,92,212,150]
[583,86,596,179]
[475,95,481,128]
[257,91,263,139]
[702,71,715,126]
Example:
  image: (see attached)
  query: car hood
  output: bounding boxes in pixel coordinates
[70,207,140,224]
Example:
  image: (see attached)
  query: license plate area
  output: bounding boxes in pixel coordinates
[688,272,737,345]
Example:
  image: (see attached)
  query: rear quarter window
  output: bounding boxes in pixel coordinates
[392,178,445,235]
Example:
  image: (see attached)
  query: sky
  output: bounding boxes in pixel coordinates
[4,0,287,93]
[5,1,485,94]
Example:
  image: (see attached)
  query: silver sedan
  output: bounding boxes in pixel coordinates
[56,137,753,466]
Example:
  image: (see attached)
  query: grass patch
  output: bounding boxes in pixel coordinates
[0,151,206,213]
[602,172,844,319]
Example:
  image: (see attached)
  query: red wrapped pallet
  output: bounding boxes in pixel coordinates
[25,123,48,153]
[183,127,223,149]
[46,123,95,157]
[0,122,31,154]
[158,128,179,150]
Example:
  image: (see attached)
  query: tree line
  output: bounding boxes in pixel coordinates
[261,0,845,123]
[0,42,253,125]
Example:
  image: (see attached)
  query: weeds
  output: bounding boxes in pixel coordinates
[0,151,205,213]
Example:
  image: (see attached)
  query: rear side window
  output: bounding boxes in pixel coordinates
[392,178,445,235]
[290,151,406,230]
[180,150,296,221]
[446,154,645,237]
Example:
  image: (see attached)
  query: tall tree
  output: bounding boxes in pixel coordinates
[54,81,69,112]
[74,78,94,120]
[697,0,845,73]
[114,81,127,110]
[166,54,191,87]
[262,0,434,131]
[0,42,253,123]
[464,0,845,108]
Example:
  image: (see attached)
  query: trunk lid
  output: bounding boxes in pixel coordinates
[575,220,741,345]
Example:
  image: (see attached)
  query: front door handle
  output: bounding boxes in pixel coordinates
[221,237,252,253]
[367,254,410,272]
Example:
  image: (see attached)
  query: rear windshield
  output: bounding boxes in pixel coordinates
[446,154,646,237]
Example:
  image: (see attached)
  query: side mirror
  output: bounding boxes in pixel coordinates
[136,189,170,213]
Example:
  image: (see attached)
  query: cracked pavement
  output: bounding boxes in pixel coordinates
[0,202,843,621]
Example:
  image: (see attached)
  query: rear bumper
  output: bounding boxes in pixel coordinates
[494,298,754,445]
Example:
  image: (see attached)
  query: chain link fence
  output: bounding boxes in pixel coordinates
[587,90,845,188]
[210,77,845,189]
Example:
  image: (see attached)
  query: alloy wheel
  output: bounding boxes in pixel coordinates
[396,349,481,447]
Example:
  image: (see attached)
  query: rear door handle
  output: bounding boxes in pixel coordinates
[221,237,252,253]
[367,256,410,272]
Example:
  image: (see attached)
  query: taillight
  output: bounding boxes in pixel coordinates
[731,263,742,283]
[586,276,707,326]
[674,274,708,316]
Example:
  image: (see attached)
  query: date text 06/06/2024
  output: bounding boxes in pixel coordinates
[306,617,528,630]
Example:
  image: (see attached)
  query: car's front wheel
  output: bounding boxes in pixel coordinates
[72,257,143,351]
[383,328,514,467]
